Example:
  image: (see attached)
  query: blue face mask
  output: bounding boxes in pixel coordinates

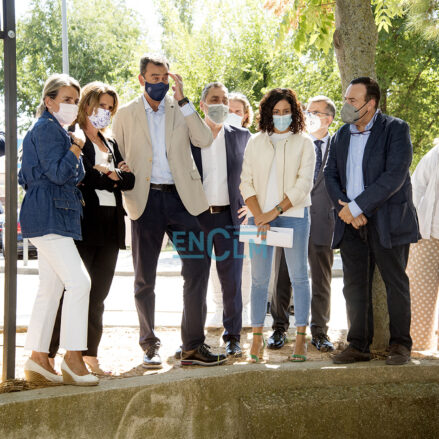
[144,80,169,102]
[273,114,292,132]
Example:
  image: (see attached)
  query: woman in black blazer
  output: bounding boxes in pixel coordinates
[49,82,134,374]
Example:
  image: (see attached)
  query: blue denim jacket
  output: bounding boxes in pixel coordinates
[19,111,85,240]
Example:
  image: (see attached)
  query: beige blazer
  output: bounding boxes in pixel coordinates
[112,95,213,220]
[240,131,316,211]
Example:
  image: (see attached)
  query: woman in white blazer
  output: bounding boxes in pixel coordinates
[240,88,315,362]
[407,138,439,351]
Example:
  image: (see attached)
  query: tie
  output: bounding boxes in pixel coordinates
[314,139,323,183]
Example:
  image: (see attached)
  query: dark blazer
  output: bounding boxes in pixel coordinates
[191,124,251,226]
[310,135,335,247]
[324,112,420,249]
[78,132,135,249]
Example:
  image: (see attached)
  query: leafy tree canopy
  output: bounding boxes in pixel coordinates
[1,0,148,129]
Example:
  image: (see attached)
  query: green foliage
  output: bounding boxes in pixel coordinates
[267,0,335,54]
[156,0,341,131]
[2,0,147,129]
[371,0,406,32]
[403,0,439,40]
[376,16,439,168]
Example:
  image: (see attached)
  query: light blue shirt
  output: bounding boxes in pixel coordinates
[142,95,195,184]
[346,110,379,217]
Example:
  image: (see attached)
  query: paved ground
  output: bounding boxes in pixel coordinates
[1,250,438,384]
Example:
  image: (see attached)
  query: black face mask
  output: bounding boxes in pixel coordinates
[144,81,169,102]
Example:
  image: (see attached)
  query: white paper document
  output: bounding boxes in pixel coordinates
[239,225,294,248]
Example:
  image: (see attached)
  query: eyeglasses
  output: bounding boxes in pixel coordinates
[305,111,331,117]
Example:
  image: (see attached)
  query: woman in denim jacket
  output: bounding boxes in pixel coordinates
[48,82,135,375]
[20,74,98,386]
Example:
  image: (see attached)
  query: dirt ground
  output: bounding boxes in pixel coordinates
[2,325,438,393]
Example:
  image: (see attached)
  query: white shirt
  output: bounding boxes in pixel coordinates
[201,126,230,206]
[93,142,116,207]
[310,133,329,159]
[259,132,304,218]
[412,143,439,239]
[142,95,195,184]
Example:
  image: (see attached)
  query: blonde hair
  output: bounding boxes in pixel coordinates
[229,92,254,128]
[36,73,80,118]
[76,81,119,131]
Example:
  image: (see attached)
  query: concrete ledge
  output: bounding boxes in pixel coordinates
[1,360,438,438]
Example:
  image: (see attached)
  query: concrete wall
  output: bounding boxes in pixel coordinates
[1,361,438,438]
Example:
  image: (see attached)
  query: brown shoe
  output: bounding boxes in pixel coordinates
[332,345,371,364]
[386,344,411,365]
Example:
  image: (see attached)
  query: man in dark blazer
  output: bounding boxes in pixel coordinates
[191,82,251,357]
[324,77,420,365]
[267,96,336,352]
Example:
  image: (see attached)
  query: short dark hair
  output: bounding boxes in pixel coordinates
[139,54,169,76]
[258,88,305,134]
[350,77,380,109]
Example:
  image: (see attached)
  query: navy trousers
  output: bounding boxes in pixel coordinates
[339,221,412,352]
[198,209,243,342]
[131,189,210,351]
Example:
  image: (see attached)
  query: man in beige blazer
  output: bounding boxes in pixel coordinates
[112,54,226,368]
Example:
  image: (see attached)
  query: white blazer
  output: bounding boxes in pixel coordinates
[240,131,315,211]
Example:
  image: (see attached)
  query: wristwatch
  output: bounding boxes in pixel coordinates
[275,204,284,214]
[178,97,190,107]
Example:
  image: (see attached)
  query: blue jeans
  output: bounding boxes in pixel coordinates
[248,209,311,327]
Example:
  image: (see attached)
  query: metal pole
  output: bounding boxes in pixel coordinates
[2,0,18,381]
[61,0,69,74]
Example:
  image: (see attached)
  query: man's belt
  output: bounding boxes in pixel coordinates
[209,205,230,214]
[150,183,177,192]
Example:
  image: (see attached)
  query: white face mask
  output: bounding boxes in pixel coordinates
[224,112,243,128]
[88,107,111,129]
[305,112,322,134]
[53,103,78,126]
[207,103,229,125]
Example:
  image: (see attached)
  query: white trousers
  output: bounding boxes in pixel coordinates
[24,234,91,352]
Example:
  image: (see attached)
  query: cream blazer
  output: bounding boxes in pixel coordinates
[240,131,316,211]
[112,95,213,220]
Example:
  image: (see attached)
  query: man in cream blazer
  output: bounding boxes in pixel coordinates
[112,54,226,368]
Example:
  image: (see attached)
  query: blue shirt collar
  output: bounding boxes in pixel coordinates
[142,94,165,114]
[350,109,380,134]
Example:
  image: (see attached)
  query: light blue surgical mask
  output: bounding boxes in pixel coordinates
[273,114,292,132]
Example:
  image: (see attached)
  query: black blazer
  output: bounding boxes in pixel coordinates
[310,135,335,247]
[324,112,420,249]
[191,124,251,226]
[77,132,135,248]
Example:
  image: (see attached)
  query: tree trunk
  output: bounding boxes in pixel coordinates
[333,0,378,92]
[333,0,389,352]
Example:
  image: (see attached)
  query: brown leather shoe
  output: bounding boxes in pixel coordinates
[332,345,371,364]
[386,344,411,365]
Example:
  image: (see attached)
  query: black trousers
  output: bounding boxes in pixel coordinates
[308,241,333,336]
[131,189,209,351]
[339,222,412,352]
[270,249,293,332]
[198,208,243,342]
[49,206,119,358]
